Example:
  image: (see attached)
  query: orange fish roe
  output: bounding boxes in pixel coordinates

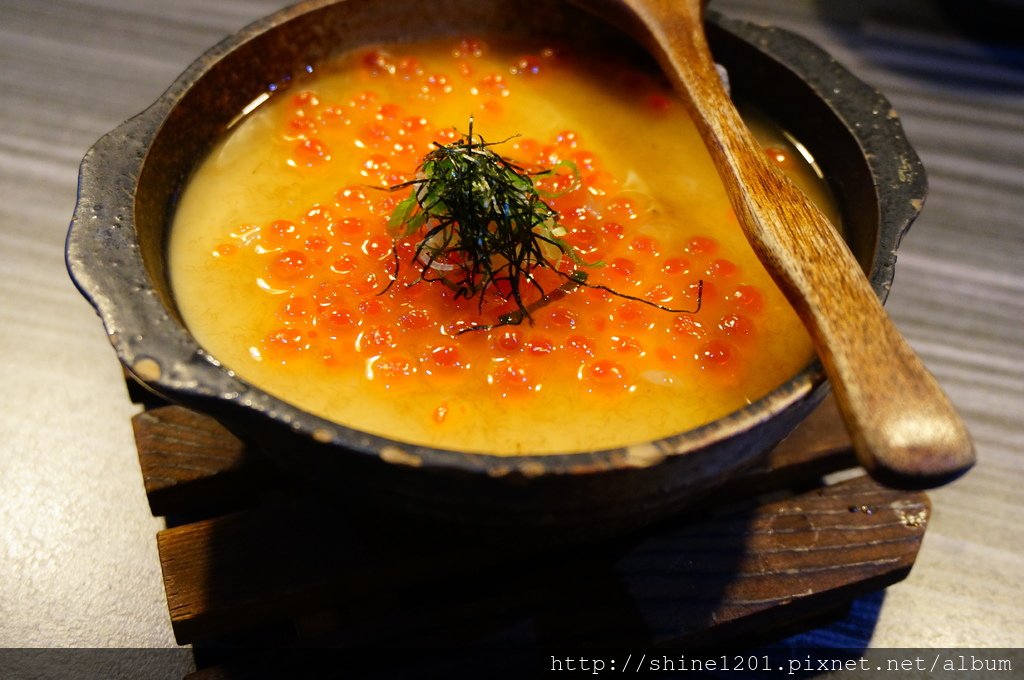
[242,123,757,397]
[170,36,835,454]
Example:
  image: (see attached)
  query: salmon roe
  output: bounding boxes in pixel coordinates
[235,91,765,397]
[224,49,769,398]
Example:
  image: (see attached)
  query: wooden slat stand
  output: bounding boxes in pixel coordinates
[130,390,930,673]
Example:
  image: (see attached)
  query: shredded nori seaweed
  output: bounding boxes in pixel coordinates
[384,117,701,332]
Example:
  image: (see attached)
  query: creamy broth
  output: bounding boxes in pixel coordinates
[169,37,837,454]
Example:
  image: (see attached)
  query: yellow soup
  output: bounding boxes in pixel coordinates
[169,37,836,454]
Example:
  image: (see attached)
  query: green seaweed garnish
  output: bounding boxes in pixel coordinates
[385,117,701,332]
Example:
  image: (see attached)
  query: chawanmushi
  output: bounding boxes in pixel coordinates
[168,36,837,454]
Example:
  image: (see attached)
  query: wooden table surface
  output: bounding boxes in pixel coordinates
[1,0,1020,662]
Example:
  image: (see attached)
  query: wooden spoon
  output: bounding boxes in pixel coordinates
[575,0,974,487]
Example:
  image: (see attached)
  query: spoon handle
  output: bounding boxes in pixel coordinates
[620,0,974,486]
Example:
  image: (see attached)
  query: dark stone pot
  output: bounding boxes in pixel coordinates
[66,0,926,537]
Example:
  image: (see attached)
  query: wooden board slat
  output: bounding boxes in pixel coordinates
[158,473,926,646]
[132,406,262,517]
[753,391,853,471]
[141,390,926,651]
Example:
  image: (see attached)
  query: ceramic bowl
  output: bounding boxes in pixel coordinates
[66,0,925,536]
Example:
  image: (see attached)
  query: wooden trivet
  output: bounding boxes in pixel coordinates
[129,388,929,657]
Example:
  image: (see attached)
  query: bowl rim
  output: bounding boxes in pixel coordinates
[66,0,926,478]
